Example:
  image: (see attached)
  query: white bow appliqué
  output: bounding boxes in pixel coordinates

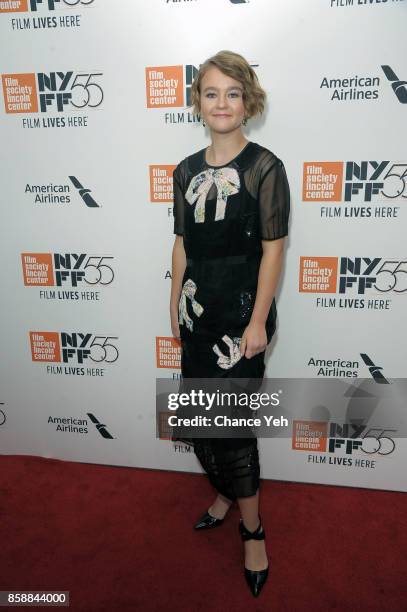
[185,167,240,223]
[212,335,242,370]
[178,279,204,332]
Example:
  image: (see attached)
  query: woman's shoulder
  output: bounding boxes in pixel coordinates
[228,143,283,186]
[175,147,206,177]
[249,142,284,166]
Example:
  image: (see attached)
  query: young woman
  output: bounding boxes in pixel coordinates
[169,50,290,598]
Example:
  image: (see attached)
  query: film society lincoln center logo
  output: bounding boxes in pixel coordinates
[156,337,181,370]
[149,165,176,204]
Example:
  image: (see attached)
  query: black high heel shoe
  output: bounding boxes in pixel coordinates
[194,510,224,530]
[239,516,269,597]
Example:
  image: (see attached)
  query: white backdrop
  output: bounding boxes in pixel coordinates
[1,0,406,491]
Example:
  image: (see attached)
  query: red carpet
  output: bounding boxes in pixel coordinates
[1,455,406,611]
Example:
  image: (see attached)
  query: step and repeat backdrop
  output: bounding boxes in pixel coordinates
[1,0,406,491]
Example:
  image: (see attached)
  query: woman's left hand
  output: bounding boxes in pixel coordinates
[240,322,267,359]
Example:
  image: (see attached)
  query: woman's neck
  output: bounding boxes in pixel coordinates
[206,131,249,165]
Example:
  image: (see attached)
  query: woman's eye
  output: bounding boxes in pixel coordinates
[205,92,240,98]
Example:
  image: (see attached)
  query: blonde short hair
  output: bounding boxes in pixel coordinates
[189,50,266,120]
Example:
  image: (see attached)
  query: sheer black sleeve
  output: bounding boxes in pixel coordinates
[173,162,186,236]
[258,156,290,241]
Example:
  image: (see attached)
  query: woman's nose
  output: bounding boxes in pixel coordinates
[217,95,228,107]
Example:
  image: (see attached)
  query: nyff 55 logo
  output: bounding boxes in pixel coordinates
[293,421,395,456]
[21,253,114,286]
[2,71,103,113]
[299,257,407,294]
[30,332,119,363]
[303,161,407,202]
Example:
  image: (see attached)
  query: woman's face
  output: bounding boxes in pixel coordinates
[199,66,246,134]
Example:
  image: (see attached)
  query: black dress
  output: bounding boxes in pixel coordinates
[172,141,290,502]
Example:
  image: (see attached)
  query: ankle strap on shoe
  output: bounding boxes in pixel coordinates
[239,517,265,541]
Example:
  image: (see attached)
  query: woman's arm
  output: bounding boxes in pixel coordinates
[240,237,286,358]
[170,235,187,339]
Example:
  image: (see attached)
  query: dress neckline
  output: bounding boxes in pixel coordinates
[203,141,252,168]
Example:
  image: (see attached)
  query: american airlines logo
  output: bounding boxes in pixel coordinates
[360,353,390,384]
[87,413,115,439]
[381,65,407,104]
[69,176,100,207]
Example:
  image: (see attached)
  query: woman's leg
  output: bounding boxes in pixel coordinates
[237,489,268,571]
[193,439,236,512]
[208,492,233,519]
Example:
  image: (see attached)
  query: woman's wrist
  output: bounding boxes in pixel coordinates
[248,317,266,328]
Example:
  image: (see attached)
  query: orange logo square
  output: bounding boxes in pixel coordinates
[292,420,328,452]
[145,66,184,108]
[156,336,181,369]
[158,411,173,440]
[0,0,28,12]
[299,256,338,293]
[30,331,61,362]
[303,162,343,202]
[2,73,38,113]
[149,165,176,203]
[21,253,54,286]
